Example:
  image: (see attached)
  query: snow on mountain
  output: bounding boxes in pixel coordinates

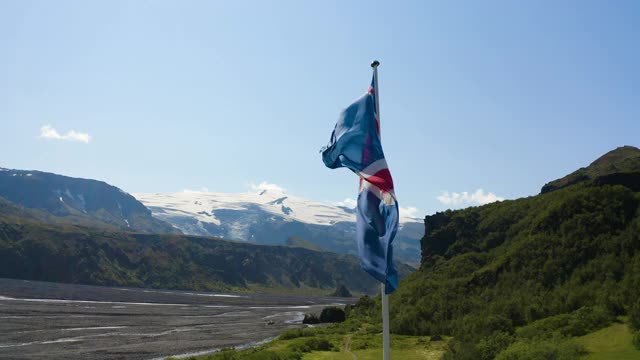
[135,189,423,263]
[136,189,421,227]
[137,189,349,226]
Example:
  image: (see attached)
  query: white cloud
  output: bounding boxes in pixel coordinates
[399,206,420,219]
[250,181,286,193]
[335,198,357,208]
[437,189,504,207]
[39,125,91,143]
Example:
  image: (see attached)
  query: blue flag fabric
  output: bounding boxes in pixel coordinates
[322,76,399,294]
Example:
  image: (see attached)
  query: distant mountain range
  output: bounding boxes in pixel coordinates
[0,168,177,234]
[0,166,416,294]
[135,189,424,263]
[0,167,423,263]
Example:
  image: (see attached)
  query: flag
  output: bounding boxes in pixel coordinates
[321,75,399,294]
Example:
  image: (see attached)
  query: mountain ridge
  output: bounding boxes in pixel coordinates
[135,190,424,262]
[541,145,640,194]
[0,167,178,234]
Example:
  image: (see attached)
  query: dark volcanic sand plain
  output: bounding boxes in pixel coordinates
[0,278,353,360]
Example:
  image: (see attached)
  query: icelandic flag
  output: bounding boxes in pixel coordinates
[321,75,399,294]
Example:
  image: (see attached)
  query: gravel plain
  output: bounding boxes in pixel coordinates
[0,278,352,360]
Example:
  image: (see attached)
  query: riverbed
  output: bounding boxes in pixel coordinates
[0,278,351,360]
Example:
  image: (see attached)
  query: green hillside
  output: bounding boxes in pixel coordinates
[541,145,640,193]
[0,216,413,294]
[286,235,326,252]
[387,146,640,359]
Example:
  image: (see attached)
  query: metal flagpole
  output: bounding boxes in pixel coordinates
[381,283,390,360]
[371,60,390,360]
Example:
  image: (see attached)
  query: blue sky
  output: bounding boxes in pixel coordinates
[1,0,639,217]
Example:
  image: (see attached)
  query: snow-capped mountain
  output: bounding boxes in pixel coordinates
[135,188,423,263]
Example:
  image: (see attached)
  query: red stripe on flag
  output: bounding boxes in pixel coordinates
[363,168,394,193]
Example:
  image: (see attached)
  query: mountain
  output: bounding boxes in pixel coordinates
[388,146,640,359]
[135,189,424,262]
[541,145,640,193]
[0,167,178,234]
[0,216,413,295]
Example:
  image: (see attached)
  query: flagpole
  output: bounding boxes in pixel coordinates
[371,60,390,360]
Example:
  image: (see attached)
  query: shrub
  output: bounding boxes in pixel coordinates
[278,328,315,340]
[319,307,346,323]
[244,350,302,360]
[495,338,586,360]
[302,313,320,324]
[443,339,479,360]
[454,314,514,342]
[363,323,382,334]
[629,300,640,330]
[476,331,515,360]
[633,331,640,350]
[563,306,612,336]
[350,339,373,350]
[350,295,378,319]
[288,337,334,353]
[516,306,612,340]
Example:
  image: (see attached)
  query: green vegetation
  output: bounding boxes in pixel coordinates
[0,218,411,294]
[178,299,449,360]
[177,334,446,360]
[495,338,585,360]
[515,306,613,340]
[319,307,346,323]
[388,146,640,358]
[302,307,346,325]
[286,236,326,252]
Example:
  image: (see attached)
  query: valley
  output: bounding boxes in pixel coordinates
[0,278,352,360]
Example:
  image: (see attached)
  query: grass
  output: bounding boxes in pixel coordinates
[179,314,640,360]
[576,321,640,360]
[182,325,448,360]
[304,335,447,360]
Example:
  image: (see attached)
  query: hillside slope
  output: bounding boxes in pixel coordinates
[0,167,177,233]
[0,217,412,295]
[541,145,640,193]
[389,146,640,359]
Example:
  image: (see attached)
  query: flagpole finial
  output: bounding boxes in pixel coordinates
[371,60,380,68]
